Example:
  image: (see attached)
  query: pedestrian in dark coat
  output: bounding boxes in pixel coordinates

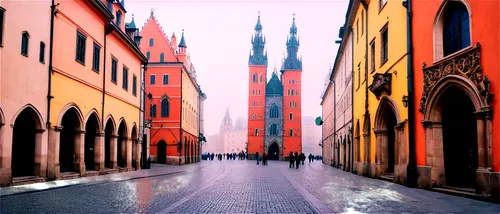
[256,152,260,165]
[295,152,300,169]
[300,153,305,165]
[289,152,295,168]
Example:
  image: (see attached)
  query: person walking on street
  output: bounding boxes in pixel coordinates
[300,153,305,165]
[256,152,260,165]
[295,152,300,169]
[289,152,294,168]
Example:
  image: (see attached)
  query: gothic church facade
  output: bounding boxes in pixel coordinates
[247,13,303,161]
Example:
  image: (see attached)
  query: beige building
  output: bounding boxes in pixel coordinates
[202,108,247,154]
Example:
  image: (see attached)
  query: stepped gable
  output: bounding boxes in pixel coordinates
[139,9,178,62]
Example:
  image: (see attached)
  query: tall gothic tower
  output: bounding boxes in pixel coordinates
[247,12,267,159]
[281,14,302,155]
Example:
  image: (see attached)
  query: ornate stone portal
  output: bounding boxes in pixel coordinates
[418,43,496,199]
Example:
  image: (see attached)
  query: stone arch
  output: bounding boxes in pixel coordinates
[355,120,360,163]
[0,107,5,124]
[10,104,47,179]
[84,109,102,133]
[432,0,473,62]
[131,123,139,169]
[57,102,85,130]
[10,104,45,129]
[104,115,117,136]
[117,118,129,168]
[421,74,491,190]
[373,96,405,182]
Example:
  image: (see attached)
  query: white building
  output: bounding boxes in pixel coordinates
[202,108,247,154]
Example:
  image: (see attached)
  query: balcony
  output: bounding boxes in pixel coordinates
[369,73,392,99]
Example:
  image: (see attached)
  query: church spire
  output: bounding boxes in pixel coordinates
[249,11,268,66]
[178,29,187,48]
[283,13,302,71]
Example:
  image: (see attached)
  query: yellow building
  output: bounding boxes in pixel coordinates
[181,65,200,164]
[352,0,409,185]
[47,0,147,180]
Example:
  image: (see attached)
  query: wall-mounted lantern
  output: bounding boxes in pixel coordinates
[402,95,409,108]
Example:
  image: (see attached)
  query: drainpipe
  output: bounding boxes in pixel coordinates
[102,24,111,130]
[333,80,336,167]
[179,67,183,166]
[405,0,418,188]
[350,27,356,174]
[46,0,57,129]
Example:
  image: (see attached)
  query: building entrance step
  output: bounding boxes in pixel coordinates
[380,173,394,182]
[432,186,490,201]
[12,176,46,186]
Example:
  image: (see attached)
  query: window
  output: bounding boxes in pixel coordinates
[132,75,137,96]
[255,129,259,136]
[92,42,100,72]
[146,51,150,60]
[356,20,359,43]
[39,42,45,63]
[289,129,293,137]
[150,74,155,84]
[0,8,5,46]
[21,32,29,56]
[75,31,86,64]
[357,64,361,88]
[163,74,169,84]
[122,66,128,90]
[253,101,256,106]
[289,112,293,120]
[116,11,122,26]
[258,89,260,95]
[149,38,154,46]
[370,41,375,72]
[252,73,257,82]
[270,105,279,118]
[289,101,292,107]
[361,11,364,35]
[252,114,255,120]
[161,99,170,117]
[106,0,113,12]
[259,74,262,82]
[380,0,387,10]
[150,104,157,118]
[160,53,164,62]
[381,27,388,64]
[270,124,278,136]
[443,2,470,57]
[111,58,117,83]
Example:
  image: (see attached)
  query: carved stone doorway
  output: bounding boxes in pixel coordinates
[11,108,40,177]
[59,109,81,173]
[440,86,478,188]
[268,142,279,160]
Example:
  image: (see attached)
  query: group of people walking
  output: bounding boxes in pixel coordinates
[289,152,306,169]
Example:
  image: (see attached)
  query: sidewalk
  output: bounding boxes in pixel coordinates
[0,161,212,197]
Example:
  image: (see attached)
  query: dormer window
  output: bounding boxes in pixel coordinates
[116,11,122,26]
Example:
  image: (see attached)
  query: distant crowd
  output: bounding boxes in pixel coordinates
[201,151,322,166]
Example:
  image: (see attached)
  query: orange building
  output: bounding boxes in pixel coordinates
[412,0,499,199]
[140,10,205,165]
[0,0,147,186]
[247,13,302,160]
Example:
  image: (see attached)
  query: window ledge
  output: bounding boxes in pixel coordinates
[75,59,85,66]
[92,68,100,73]
[21,53,28,57]
[379,58,388,68]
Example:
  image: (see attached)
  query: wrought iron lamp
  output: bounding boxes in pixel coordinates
[402,95,409,108]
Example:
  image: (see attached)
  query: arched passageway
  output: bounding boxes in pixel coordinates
[441,86,478,188]
[268,142,279,160]
[117,120,128,168]
[104,119,115,168]
[11,108,40,177]
[85,113,99,171]
[131,126,138,168]
[157,140,167,164]
[59,108,81,173]
[191,141,194,163]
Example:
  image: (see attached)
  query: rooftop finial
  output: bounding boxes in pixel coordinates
[293,13,295,19]
[258,11,260,17]
[150,8,154,17]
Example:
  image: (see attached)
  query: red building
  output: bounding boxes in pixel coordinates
[412,0,499,199]
[140,10,204,165]
[247,13,302,160]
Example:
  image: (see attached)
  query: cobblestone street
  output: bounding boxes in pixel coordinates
[1,161,499,213]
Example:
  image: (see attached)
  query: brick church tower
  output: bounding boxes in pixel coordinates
[281,14,302,156]
[247,13,268,159]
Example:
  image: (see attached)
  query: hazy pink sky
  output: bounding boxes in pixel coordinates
[126,0,349,135]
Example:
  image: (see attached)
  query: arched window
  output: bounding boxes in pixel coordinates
[253,101,256,106]
[116,11,122,26]
[161,98,170,117]
[289,129,293,136]
[252,73,257,82]
[289,112,293,120]
[259,74,263,82]
[289,101,292,107]
[255,128,259,136]
[270,124,278,136]
[21,32,29,56]
[160,53,165,62]
[443,2,470,56]
[150,104,157,118]
[270,105,279,118]
[149,38,154,46]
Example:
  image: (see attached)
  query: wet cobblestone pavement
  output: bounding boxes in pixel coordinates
[1,160,499,213]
